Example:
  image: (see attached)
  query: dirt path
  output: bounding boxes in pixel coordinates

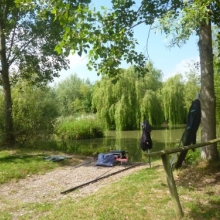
[0,159,149,217]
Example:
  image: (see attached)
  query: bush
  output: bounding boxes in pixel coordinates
[12,83,59,145]
[184,148,201,165]
[54,115,104,140]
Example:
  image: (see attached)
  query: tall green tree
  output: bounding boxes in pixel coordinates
[53,0,220,160]
[55,74,93,116]
[92,69,138,130]
[150,0,219,159]
[213,27,220,132]
[215,72,220,126]
[73,80,93,113]
[92,77,115,129]
[12,81,59,145]
[0,88,4,142]
[183,69,201,111]
[214,41,220,129]
[92,63,163,130]
[161,74,186,125]
[0,0,72,145]
[136,62,163,126]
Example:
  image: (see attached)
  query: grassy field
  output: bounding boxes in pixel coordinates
[0,149,220,219]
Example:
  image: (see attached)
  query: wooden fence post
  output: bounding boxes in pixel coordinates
[145,138,220,217]
[161,154,184,217]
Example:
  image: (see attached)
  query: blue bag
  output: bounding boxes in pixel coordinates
[96,153,116,167]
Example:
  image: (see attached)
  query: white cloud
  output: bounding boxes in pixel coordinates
[163,56,200,80]
[52,54,100,85]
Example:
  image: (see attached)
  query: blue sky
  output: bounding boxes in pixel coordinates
[53,1,200,84]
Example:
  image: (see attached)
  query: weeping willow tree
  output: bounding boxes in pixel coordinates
[139,90,163,127]
[161,74,186,125]
[136,62,164,127]
[113,69,137,130]
[92,77,115,129]
[93,64,200,130]
[92,68,138,130]
[92,62,164,130]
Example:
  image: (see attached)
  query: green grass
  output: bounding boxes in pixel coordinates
[0,150,57,184]
[30,166,176,220]
[0,149,82,184]
[0,149,220,220]
[40,162,220,220]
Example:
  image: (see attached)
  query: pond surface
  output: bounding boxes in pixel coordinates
[60,124,202,163]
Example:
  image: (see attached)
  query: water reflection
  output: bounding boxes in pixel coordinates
[61,125,201,163]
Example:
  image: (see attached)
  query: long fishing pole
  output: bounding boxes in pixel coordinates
[72,160,91,169]
[94,166,116,180]
[148,149,151,168]
[61,163,141,195]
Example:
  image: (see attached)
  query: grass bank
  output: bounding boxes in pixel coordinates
[0,149,85,184]
[0,149,220,219]
[40,161,220,220]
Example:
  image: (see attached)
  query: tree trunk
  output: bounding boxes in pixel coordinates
[0,23,15,146]
[198,20,219,160]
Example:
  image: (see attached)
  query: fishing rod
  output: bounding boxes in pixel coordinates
[60,162,141,195]
[94,167,115,180]
[72,160,92,169]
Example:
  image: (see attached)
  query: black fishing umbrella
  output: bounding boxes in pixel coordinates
[171,95,201,169]
[140,119,153,152]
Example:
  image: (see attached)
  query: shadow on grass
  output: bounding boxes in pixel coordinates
[175,161,220,219]
[187,198,220,220]
[176,161,220,189]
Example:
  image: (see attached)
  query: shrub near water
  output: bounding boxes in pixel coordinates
[54,115,104,140]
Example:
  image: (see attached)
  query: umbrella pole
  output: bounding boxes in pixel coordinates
[148,149,151,168]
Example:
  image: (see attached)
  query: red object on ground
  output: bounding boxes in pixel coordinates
[115,156,129,165]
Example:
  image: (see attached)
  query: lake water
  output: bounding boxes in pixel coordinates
[61,125,202,163]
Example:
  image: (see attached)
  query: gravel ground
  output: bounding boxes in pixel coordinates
[0,158,149,212]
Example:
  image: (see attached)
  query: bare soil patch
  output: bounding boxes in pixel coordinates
[175,161,220,189]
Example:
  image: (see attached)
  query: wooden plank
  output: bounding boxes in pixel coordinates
[146,138,220,157]
[161,154,184,217]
